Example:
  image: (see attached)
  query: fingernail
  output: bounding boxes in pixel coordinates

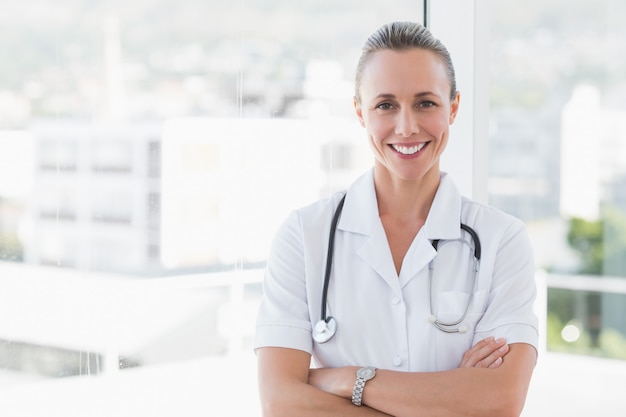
[496,337,505,344]
[499,344,509,352]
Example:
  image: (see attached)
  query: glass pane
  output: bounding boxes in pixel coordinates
[488,0,626,360]
[0,0,423,414]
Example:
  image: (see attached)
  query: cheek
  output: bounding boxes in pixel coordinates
[422,116,450,137]
[364,115,392,141]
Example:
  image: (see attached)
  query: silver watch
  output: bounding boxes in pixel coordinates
[352,366,376,406]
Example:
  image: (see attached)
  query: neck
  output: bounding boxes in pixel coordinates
[373,166,441,223]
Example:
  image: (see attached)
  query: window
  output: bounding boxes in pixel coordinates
[487,0,626,362]
[3,1,624,414]
[0,1,425,414]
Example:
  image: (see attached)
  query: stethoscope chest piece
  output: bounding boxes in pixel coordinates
[313,317,337,344]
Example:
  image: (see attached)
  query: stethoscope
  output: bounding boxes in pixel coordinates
[313,194,482,344]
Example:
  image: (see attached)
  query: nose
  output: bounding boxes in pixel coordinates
[395,108,419,137]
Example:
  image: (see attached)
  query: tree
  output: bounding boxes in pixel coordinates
[567,216,604,275]
[567,207,626,277]
[563,207,626,351]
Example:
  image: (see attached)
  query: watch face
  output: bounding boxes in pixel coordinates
[357,367,376,380]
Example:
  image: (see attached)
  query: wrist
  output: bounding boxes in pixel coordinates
[352,366,377,406]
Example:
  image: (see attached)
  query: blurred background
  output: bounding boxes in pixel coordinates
[0,0,625,415]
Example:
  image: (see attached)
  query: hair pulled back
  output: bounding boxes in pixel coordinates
[355,21,457,101]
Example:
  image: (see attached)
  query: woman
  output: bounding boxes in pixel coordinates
[255,21,538,417]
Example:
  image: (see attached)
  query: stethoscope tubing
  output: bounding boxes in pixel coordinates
[320,194,346,323]
[313,192,482,343]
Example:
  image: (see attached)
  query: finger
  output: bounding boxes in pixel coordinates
[488,356,503,369]
[477,342,509,368]
[460,337,507,368]
[460,336,496,367]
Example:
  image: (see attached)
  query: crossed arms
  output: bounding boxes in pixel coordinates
[257,338,536,417]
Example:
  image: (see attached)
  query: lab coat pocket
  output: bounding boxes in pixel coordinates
[436,289,486,325]
[433,290,487,370]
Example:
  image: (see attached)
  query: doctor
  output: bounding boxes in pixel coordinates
[255,21,538,417]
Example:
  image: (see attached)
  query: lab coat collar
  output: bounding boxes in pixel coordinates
[336,170,464,289]
[338,169,398,288]
[337,169,463,241]
[423,172,464,241]
[336,169,379,236]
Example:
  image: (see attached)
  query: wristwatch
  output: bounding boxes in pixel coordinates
[352,366,376,406]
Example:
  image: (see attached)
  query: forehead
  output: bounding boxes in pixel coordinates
[359,48,450,98]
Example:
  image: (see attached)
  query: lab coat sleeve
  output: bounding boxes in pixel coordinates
[474,219,539,350]
[254,210,314,354]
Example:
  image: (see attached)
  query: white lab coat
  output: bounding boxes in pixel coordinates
[255,169,538,372]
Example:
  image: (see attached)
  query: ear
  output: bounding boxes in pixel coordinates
[354,96,365,127]
[449,91,461,125]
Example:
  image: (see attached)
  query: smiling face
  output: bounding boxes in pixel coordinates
[355,48,460,187]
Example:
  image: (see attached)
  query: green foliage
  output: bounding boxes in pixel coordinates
[566,207,626,277]
[567,217,604,274]
[546,313,626,360]
[602,207,626,276]
[547,288,576,324]
[600,329,626,360]
[0,234,23,263]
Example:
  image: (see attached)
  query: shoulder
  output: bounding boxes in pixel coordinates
[460,196,535,277]
[459,196,533,262]
[297,192,345,222]
[271,191,346,248]
[288,169,373,231]
[460,196,526,234]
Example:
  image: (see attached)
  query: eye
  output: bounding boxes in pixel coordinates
[375,102,394,111]
[418,100,437,108]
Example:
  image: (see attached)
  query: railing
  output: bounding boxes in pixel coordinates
[1,263,626,416]
[547,272,626,294]
[538,270,626,357]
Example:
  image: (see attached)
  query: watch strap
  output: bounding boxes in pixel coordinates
[352,367,376,406]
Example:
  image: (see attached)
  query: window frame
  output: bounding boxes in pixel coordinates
[429,0,489,203]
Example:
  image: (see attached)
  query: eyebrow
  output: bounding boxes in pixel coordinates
[374,91,439,100]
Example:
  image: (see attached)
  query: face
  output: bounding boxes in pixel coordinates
[355,48,460,185]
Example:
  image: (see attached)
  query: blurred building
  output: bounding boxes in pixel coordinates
[0,131,34,262]
[488,106,561,222]
[19,115,368,275]
[24,120,163,275]
[560,85,626,221]
[160,116,368,271]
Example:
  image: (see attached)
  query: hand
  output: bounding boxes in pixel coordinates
[309,337,509,397]
[459,336,509,369]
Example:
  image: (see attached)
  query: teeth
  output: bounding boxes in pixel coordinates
[392,143,426,155]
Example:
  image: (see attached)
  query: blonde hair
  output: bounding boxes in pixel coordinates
[354,21,457,101]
